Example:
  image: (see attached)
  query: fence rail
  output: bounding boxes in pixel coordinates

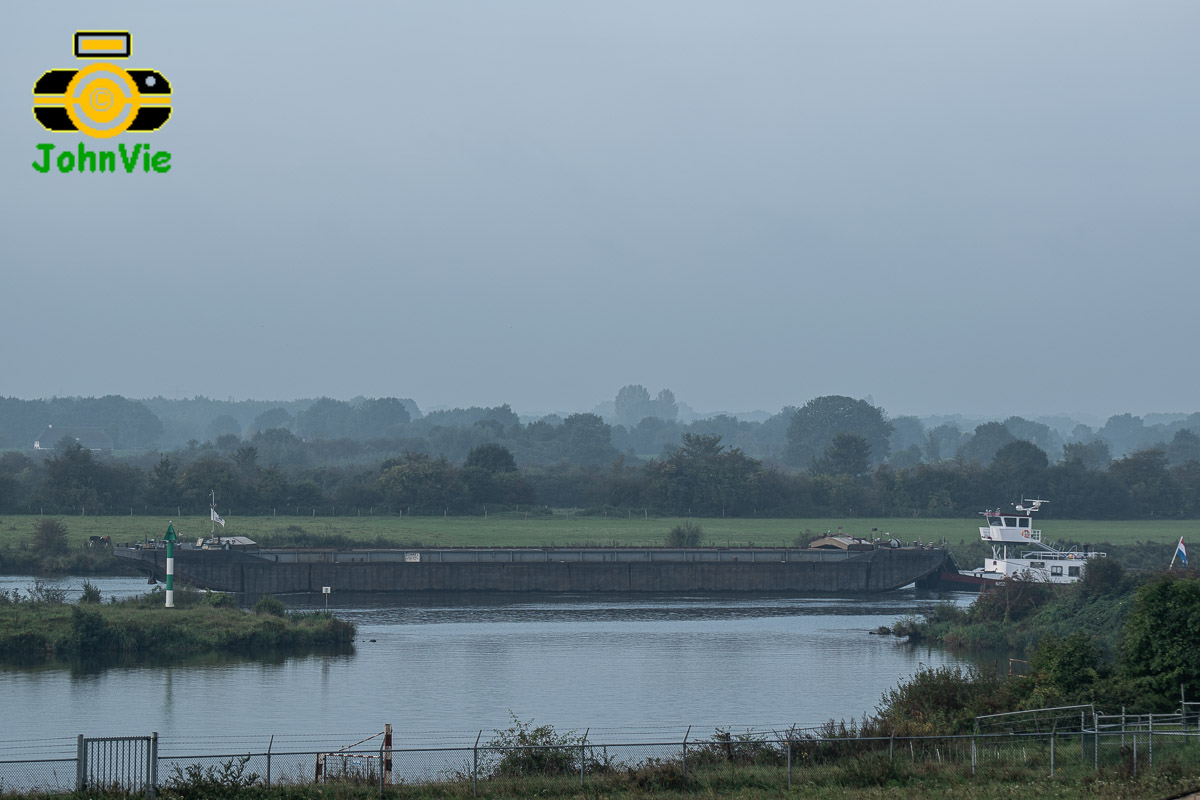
[2,724,1198,798]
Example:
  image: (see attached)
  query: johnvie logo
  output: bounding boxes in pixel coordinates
[32,30,173,173]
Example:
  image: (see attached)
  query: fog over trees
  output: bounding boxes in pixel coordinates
[4,387,1200,519]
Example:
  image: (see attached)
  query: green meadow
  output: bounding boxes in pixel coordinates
[0,512,1191,552]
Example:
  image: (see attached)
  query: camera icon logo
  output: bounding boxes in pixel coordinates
[33,31,171,139]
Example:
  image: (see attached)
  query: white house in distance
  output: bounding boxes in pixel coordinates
[33,424,114,451]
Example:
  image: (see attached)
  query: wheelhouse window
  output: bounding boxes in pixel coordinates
[1030,561,1045,569]
[987,516,1003,526]
[1004,517,1018,527]
[1068,566,1081,577]
[1019,517,1030,527]
[1051,566,1063,576]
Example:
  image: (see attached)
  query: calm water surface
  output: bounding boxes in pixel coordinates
[1,576,974,755]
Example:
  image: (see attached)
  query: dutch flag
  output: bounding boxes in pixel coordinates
[1176,537,1188,568]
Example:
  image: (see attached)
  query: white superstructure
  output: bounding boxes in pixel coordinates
[970,499,1104,584]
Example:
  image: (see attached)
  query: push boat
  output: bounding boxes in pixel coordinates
[922,499,1104,591]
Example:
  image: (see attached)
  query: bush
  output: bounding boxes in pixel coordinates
[253,595,286,616]
[485,714,584,778]
[165,755,259,800]
[27,579,67,604]
[80,581,102,604]
[666,521,703,547]
[32,518,69,555]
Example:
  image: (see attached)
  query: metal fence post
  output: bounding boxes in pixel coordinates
[148,732,158,800]
[378,740,384,800]
[1050,724,1056,777]
[1132,722,1138,778]
[1080,711,1085,762]
[266,735,273,790]
[1093,712,1098,772]
[786,736,792,789]
[682,726,690,779]
[889,730,894,763]
[970,726,976,776]
[1148,714,1153,770]
[472,731,481,798]
[580,728,588,789]
[76,734,85,793]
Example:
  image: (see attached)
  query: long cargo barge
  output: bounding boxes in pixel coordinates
[114,542,950,595]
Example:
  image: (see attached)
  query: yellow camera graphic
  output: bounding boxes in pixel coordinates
[33,31,171,139]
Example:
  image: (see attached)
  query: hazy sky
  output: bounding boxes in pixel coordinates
[4,2,1198,420]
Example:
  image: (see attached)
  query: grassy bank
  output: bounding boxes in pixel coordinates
[9,756,1198,800]
[0,513,1189,553]
[0,588,355,660]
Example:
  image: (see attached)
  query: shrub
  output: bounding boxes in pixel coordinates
[80,581,102,604]
[165,755,259,800]
[27,579,68,604]
[485,714,584,778]
[666,521,703,547]
[254,595,286,616]
[32,518,69,555]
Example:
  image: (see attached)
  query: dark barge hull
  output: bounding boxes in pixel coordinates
[115,545,950,595]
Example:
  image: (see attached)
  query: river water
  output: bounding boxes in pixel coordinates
[1,576,975,757]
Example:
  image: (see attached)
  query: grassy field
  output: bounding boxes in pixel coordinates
[0,512,1192,551]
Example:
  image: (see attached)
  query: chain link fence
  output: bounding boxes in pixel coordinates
[1,720,1198,797]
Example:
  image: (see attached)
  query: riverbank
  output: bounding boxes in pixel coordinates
[0,513,1190,554]
[4,758,1196,800]
[0,588,355,660]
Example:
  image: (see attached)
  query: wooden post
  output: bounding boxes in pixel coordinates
[383,724,392,786]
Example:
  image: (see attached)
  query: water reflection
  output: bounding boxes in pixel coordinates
[1,578,979,750]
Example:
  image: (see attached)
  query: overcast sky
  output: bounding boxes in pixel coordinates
[3,2,1198,421]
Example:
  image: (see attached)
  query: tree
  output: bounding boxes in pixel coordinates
[650,389,678,422]
[1002,416,1063,456]
[1098,413,1148,458]
[294,398,355,439]
[643,433,763,516]
[250,407,293,434]
[1108,448,1179,517]
[148,455,180,508]
[205,415,242,442]
[988,440,1049,501]
[42,443,102,512]
[376,452,465,512]
[558,414,619,466]
[614,385,652,428]
[889,416,926,454]
[783,396,893,469]
[1030,632,1101,702]
[32,517,69,555]
[812,432,871,477]
[465,443,518,473]
[1166,429,1200,466]
[1062,440,1111,471]
[1120,574,1200,707]
[355,397,411,438]
[924,424,963,463]
[957,421,1015,466]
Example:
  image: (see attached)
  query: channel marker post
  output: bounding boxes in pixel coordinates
[164,522,177,608]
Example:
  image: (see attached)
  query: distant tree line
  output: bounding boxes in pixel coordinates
[5,415,1200,520]
[6,391,1200,519]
